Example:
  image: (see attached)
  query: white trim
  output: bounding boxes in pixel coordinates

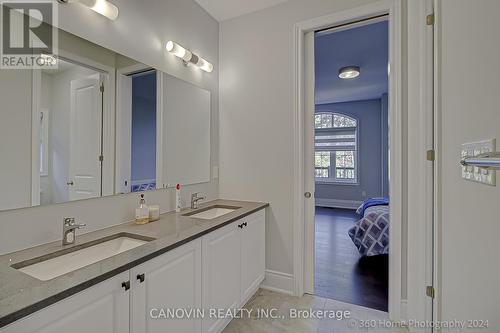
[31,70,42,207]
[432,0,442,326]
[406,0,435,330]
[292,0,404,321]
[260,270,294,296]
[401,299,408,320]
[156,72,164,189]
[315,198,362,210]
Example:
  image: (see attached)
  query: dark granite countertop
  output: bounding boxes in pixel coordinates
[0,199,268,328]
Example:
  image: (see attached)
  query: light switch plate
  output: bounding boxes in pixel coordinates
[461,139,496,186]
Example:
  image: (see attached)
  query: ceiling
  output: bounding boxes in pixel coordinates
[194,0,288,21]
[315,20,388,105]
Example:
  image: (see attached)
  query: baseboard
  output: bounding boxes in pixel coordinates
[260,269,294,295]
[315,198,362,210]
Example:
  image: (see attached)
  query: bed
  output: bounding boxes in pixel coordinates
[348,198,389,256]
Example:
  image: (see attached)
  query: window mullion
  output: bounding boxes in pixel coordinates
[330,150,336,181]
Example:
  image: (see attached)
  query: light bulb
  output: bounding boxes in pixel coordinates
[166,41,213,73]
[79,0,119,20]
[195,56,213,73]
[166,41,193,62]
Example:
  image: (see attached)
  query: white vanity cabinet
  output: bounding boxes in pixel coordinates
[201,220,242,333]
[130,238,202,333]
[1,208,266,333]
[201,209,266,333]
[239,210,266,304]
[1,271,130,333]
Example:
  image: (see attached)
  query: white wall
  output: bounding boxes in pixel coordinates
[219,0,388,281]
[0,70,32,211]
[0,0,219,254]
[437,0,500,329]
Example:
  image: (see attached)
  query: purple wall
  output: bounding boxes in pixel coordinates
[315,98,389,202]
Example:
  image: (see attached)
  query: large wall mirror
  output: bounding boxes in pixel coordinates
[0,23,211,211]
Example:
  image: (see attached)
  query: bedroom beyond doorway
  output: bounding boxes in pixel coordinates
[312,18,390,311]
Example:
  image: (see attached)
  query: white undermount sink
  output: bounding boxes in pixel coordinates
[14,234,153,281]
[183,205,240,220]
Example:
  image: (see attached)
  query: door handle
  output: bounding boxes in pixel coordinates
[67,181,74,186]
[304,192,312,198]
[137,273,145,283]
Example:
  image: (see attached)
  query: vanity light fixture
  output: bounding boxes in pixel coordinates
[166,41,213,73]
[57,0,119,21]
[338,66,360,79]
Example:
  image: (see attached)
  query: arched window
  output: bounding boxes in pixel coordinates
[314,112,357,183]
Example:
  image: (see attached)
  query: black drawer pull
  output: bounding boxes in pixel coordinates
[121,281,130,291]
[137,273,145,283]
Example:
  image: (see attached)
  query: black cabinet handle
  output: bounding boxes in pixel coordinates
[238,223,243,228]
[121,281,130,291]
[137,273,145,283]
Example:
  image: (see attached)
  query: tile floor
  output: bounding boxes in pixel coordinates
[223,289,406,333]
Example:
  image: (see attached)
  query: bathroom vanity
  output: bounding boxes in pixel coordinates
[0,200,267,333]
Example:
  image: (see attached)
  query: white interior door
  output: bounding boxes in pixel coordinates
[437,1,500,330]
[68,75,102,201]
[304,31,316,294]
[115,73,132,194]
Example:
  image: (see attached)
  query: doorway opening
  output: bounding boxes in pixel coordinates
[130,70,157,192]
[115,67,159,194]
[36,57,104,205]
[313,18,389,312]
[314,16,390,311]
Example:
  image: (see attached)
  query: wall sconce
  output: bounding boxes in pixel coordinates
[166,41,213,73]
[58,0,119,21]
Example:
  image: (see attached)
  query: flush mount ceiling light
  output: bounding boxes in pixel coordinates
[338,66,360,79]
[166,41,213,73]
[58,0,119,21]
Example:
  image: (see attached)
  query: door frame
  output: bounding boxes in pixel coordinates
[31,50,115,205]
[292,0,404,319]
[115,64,160,194]
[406,0,436,329]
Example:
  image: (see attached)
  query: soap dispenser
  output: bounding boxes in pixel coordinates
[135,194,149,225]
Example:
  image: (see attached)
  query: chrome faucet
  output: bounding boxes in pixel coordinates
[62,218,86,245]
[190,193,206,209]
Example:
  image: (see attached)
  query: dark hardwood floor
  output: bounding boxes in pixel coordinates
[314,207,388,311]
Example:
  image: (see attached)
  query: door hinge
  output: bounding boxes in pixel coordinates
[99,155,104,162]
[100,84,104,93]
[427,150,435,161]
[426,13,435,25]
[426,286,435,298]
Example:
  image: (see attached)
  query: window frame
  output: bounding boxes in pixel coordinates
[314,112,359,185]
